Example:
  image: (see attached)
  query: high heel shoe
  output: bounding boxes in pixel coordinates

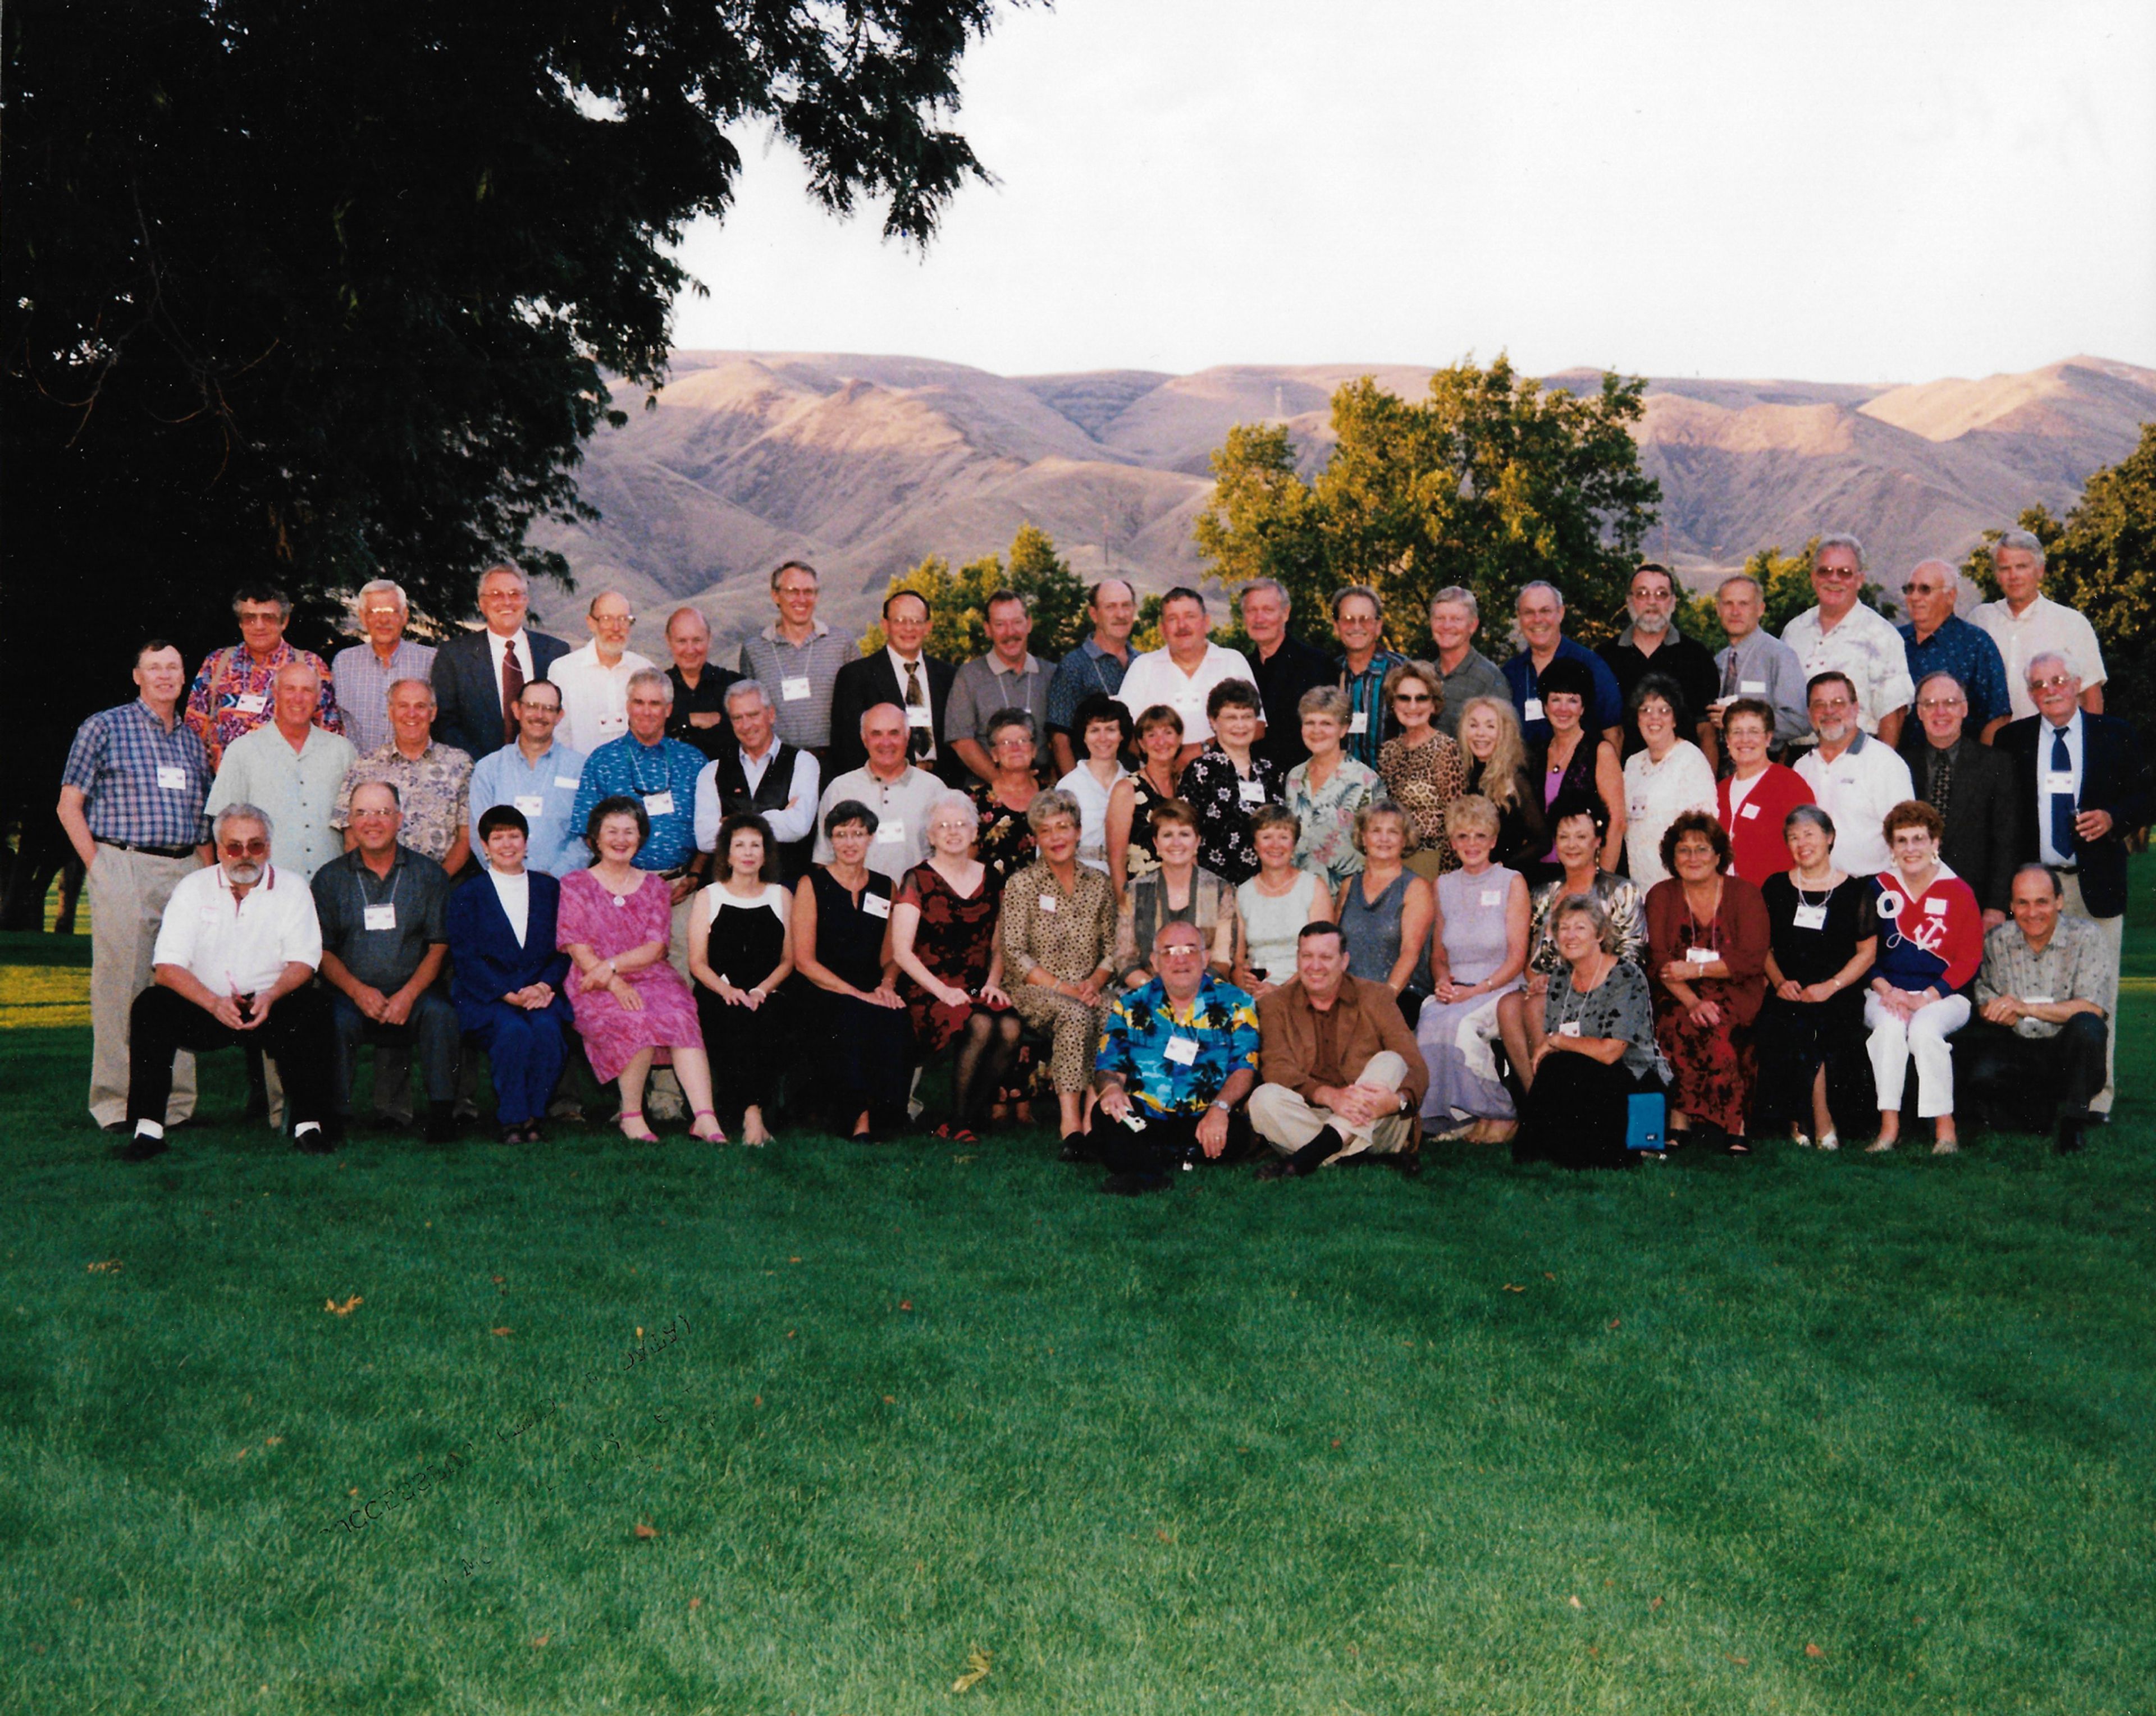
[617,1109,658,1143]
[690,1108,727,1143]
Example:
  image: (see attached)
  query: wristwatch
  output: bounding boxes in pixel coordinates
[1209,1099,1233,1113]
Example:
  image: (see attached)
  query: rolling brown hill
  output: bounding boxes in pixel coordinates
[524,351,2156,657]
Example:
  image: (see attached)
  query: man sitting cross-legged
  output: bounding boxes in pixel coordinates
[118,802,337,1159]
[1087,921,1262,1196]
[1249,920,1428,1180]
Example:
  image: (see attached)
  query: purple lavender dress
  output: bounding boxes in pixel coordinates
[556,868,704,1082]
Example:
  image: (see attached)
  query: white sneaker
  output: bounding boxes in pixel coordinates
[1817,1132,1839,1152]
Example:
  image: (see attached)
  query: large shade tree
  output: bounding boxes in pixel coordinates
[1,0,1016,924]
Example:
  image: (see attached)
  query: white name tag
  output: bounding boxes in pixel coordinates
[1741,680,1767,695]
[1792,902,1829,931]
[1739,802,1760,820]
[1348,711,1369,735]
[781,676,812,703]
[642,791,675,817]
[1238,779,1267,806]
[554,775,580,790]
[906,703,934,729]
[1924,897,1947,916]
[157,765,189,791]
[1481,889,1502,907]
[514,795,545,817]
[1685,946,1717,965]
[1628,798,1648,821]
[1037,893,1058,913]
[1523,698,1545,722]
[874,818,905,846]
[234,693,267,715]
[2044,771,2075,795]
[1557,1020,1582,1037]
[1164,1036,1199,1066]
[363,903,398,931]
[864,892,892,919]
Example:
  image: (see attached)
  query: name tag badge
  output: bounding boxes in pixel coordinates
[781,676,812,703]
[2043,771,2075,795]
[874,818,905,846]
[906,703,934,729]
[864,893,892,919]
[1628,798,1648,821]
[514,795,545,817]
[642,791,675,817]
[1792,902,1829,931]
[1238,779,1267,806]
[234,692,268,715]
[1348,711,1369,735]
[1038,893,1058,913]
[1558,1020,1582,1037]
[1739,802,1760,820]
[156,765,189,791]
[554,775,580,790]
[1481,889,1502,907]
[363,903,398,931]
[1741,680,1767,695]
[1685,946,1718,965]
[1523,698,1545,723]
[1164,1036,1200,1066]
[1924,897,1948,916]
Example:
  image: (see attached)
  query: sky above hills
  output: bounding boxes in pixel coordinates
[668,0,2156,385]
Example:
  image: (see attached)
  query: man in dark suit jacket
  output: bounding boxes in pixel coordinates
[1998,649,2152,1114]
[430,565,571,761]
[826,589,958,783]
[1898,670,2018,925]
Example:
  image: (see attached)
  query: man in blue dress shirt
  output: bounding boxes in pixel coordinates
[1897,560,2012,742]
[468,679,589,876]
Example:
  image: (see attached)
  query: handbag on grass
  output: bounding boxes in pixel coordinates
[1625,1090,1666,1152]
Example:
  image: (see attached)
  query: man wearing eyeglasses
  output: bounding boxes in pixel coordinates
[740,560,851,756]
[184,583,344,769]
[1896,672,2017,931]
[550,589,655,754]
[1792,670,1913,877]
[1997,653,2152,1116]
[1779,535,1913,749]
[116,803,339,1160]
[947,590,1052,784]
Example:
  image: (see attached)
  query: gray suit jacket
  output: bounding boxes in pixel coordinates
[430,629,570,760]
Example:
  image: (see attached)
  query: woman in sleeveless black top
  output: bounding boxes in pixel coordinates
[793,803,913,1140]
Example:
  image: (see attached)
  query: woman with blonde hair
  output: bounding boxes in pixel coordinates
[1284,685,1381,891]
[1455,695,1545,875]
[1415,793,1531,1142]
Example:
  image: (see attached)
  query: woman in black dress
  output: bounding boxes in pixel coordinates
[792,799,913,1141]
[686,812,795,1145]
[1753,804,1880,1150]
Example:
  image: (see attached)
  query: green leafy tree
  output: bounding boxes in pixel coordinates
[2,0,1013,924]
[1963,421,2156,725]
[1194,355,1661,652]
[858,524,1089,660]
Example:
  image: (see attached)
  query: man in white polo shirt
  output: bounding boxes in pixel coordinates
[1114,587,1257,767]
[117,802,337,1159]
[1793,671,1913,877]
[812,704,944,882]
[1780,534,1913,748]
[1970,529,2108,722]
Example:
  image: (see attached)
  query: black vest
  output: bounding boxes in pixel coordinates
[719,743,810,881]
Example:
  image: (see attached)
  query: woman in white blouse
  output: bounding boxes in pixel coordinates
[1621,675,1716,888]
[1054,693,1131,873]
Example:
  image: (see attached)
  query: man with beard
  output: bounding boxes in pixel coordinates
[1598,562,1721,766]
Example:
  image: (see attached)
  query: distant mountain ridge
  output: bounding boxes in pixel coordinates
[525,351,2156,656]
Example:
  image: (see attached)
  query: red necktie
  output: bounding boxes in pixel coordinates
[501,640,524,744]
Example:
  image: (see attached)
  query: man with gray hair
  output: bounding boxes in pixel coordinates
[117,802,339,1159]
[1426,586,1509,741]
[205,659,357,884]
[331,677,473,874]
[1708,574,1808,753]
[1897,559,2012,740]
[693,678,821,884]
[429,562,572,759]
[552,588,656,753]
[184,582,344,768]
[660,604,742,761]
[1897,670,2017,928]
[1970,528,2108,721]
[1501,580,1624,749]
[330,579,438,754]
[1779,534,1913,748]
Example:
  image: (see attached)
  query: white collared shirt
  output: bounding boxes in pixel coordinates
[154,862,323,995]
[1113,642,1258,744]
[550,640,656,753]
[488,628,536,689]
[2035,712,2085,867]
[1781,603,1914,735]
[1970,595,2108,720]
[1794,730,1915,877]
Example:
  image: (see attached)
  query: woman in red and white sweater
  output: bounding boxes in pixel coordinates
[1714,698,1814,889]
[1863,799,1984,1154]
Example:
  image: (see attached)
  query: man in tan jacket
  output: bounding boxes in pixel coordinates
[1251,922,1427,1178]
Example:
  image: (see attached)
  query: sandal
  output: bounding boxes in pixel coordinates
[617,1110,659,1143]
[690,1109,727,1144]
[933,1123,980,1145]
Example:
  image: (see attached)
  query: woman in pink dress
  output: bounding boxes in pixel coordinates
[557,795,721,1142]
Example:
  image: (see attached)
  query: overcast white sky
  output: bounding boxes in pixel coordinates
[670,0,2156,385]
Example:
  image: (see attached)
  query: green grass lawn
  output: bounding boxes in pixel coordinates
[2,889,2153,1714]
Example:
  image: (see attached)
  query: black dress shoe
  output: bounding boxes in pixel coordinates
[1102,1171,1171,1197]
[2055,1118,2086,1155]
[110,1133,170,1162]
[1058,1134,1093,1163]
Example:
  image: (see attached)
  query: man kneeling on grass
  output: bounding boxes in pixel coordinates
[1249,921,1427,1180]
[1088,921,1262,1196]
[117,802,339,1159]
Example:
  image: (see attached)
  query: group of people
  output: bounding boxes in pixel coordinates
[61,529,2145,1186]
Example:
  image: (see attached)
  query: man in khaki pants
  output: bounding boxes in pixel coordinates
[57,642,214,1131]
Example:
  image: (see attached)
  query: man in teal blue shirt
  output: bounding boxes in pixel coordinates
[1088,922,1260,1195]
[468,680,588,876]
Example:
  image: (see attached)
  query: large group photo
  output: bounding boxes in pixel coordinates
[6,3,2154,1712]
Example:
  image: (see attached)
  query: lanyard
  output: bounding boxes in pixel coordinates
[351,858,404,921]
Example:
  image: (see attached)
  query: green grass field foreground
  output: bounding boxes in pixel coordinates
[3,881,2154,1714]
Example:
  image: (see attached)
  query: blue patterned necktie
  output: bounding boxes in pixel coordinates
[2049,725,2076,858]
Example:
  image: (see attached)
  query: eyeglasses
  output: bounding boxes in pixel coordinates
[221,839,270,857]
[350,807,399,820]
[236,610,285,625]
[993,737,1035,752]
[776,584,817,597]
[593,611,636,626]
[2030,674,2076,692]
[519,701,561,715]
[1915,697,1966,712]
[1393,692,1432,704]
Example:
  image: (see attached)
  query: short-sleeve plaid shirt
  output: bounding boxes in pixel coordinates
[62,699,213,848]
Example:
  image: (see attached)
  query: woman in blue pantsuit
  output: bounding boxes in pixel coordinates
[448,806,574,1142]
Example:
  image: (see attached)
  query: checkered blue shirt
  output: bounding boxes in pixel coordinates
[62,699,213,848]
